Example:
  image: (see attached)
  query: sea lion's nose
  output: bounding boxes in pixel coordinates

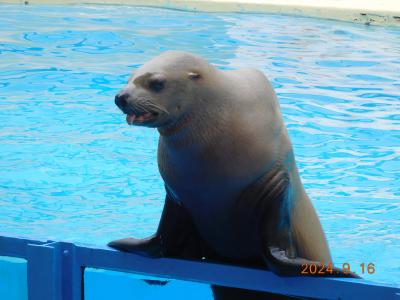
[115,92,129,110]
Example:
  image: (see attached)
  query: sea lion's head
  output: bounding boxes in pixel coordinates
[115,51,215,131]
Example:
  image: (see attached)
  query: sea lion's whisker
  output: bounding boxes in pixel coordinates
[133,102,151,114]
[146,102,169,115]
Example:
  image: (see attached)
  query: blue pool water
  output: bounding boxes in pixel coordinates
[0,4,399,286]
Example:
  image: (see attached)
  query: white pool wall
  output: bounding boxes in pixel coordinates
[1,0,400,26]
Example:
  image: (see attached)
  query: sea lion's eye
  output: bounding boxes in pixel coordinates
[149,78,165,92]
[188,72,201,80]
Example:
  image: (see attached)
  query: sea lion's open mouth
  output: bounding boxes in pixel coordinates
[126,112,158,125]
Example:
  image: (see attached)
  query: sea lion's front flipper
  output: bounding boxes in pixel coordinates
[108,187,205,259]
[251,166,360,278]
[108,235,161,257]
[264,246,361,278]
[239,163,360,279]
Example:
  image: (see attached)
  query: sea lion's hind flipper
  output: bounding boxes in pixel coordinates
[108,235,161,257]
[264,246,361,278]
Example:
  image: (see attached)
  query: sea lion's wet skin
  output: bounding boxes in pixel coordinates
[110,51,360,300]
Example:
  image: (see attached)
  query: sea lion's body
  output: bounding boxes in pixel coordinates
[110,51,358,299]
[157,68,330,263]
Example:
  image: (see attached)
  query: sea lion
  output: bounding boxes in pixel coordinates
[109,51,359,299]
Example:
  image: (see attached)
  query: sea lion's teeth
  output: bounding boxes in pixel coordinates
[126,114,136,124]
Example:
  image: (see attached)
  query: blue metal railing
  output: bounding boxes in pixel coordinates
[0,235,399,300]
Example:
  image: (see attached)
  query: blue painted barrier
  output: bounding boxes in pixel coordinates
[84,268,212,300]
[0,235,399,300]
[0,256,28,300]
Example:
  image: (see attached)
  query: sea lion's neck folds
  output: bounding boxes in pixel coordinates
[157,112,193,138]
[158,105,227,148]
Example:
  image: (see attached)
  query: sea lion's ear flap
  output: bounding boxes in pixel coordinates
[188,71,201,80]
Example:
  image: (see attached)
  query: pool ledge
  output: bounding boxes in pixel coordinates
[1,235,399,300]
[1,0,400,27]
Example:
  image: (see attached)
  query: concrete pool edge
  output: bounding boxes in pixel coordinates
[1,235,399,300]
[1,0,400,27]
